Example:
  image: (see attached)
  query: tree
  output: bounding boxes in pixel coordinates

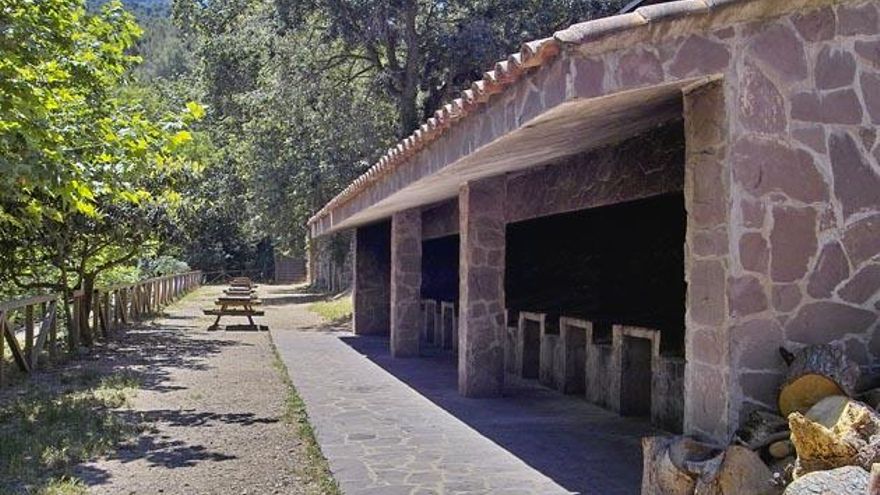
[0,0,202,342]
[168,0,623,261]
[274,0,627,136]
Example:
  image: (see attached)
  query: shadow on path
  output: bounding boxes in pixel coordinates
[339,334,657,494]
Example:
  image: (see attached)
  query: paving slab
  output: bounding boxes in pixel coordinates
[269,296,658,495]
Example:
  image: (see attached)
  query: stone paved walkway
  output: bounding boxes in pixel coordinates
[267,287,658,495]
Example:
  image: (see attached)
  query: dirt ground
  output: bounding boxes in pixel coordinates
[65,285,331,495]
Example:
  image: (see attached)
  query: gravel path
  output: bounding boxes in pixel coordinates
[67,283,649,494]
[76,285,320,495]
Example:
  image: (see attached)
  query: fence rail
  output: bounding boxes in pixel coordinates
[0,271,202,386]
[201,269,271,285]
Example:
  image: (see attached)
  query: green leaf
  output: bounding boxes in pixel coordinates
[169,130,193,148]
[185,101,206,120]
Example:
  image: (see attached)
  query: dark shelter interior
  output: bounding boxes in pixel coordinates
[421,235,459,302]
[505,193,687,356]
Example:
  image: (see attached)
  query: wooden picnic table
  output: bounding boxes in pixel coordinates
[204,294,264,329]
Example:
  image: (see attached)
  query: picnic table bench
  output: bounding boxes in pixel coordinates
[229,277,258,289]
[224,288,256,295]
[203,289,264,330]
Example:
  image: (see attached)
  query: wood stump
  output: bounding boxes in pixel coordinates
[643,436,779,494]
[789,395,880,477]
[778,345,860,417]
[693,446,779,495]
[642,436,721,495]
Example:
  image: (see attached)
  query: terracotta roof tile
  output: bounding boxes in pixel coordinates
[307,0,747,228]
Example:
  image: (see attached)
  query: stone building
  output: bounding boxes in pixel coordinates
[307,0,880,443]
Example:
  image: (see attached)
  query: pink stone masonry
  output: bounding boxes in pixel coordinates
[391,209,423,357]
[458,176,507,397]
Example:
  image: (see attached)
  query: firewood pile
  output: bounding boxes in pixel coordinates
[642,344,880,494]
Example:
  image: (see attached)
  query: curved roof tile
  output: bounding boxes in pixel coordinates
[308,0,739,227]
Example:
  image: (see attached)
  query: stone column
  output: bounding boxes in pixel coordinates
[353,222,391,335]
[682,79,734,441]
[306,235,317,287]
[458,176,507,397]
[390,209,422,357]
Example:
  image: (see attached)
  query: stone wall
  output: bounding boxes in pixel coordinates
[275,254,307,283]
[506,122,684,223]
[555,0,880,439]
[308,231,353,292]
[458,176,507,397]
[390,210,422,357]
[422,201,460,240]
[418,122,685,239]
[353,222,391,335]
[654,355,686,433]
[718,3,880,423]
[336,0,880,442]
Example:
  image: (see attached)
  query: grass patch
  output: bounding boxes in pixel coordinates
[306,296,352,323]
[269,341,340,495]
[0,369,141,494]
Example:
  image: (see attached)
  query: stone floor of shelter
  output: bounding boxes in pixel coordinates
[265,285,659,495]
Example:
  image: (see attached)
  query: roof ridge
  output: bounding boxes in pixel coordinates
[308,0,739,227]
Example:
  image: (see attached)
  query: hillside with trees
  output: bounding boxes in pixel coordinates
[1,0,625,294]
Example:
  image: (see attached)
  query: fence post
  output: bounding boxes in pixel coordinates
[70,293,80,353]
[24,304,34,361]
[91,290,99,340]
[122,288,129,324]
[112,290,119,331]
[102,291,110,337]
[0,312,5,387]
[49,300,57,359]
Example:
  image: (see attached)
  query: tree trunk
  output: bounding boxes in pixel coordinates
[396,0,420,137]
[778,345,860,417]
[80,273,96,346]
[59,266,77,352]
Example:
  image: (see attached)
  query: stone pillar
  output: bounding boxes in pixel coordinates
[458,176,507,397]
[682,79,734,442]
[306,235,317,287]
[353,222,391,335]
[390,209,422,357]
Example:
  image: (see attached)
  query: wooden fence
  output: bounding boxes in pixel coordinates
[0,271,201,386]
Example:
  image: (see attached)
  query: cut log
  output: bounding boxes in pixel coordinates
[642,436,722,495]
[778,345,860,417]
[783,465,869,495]
[693,445,780,495]
[788,395,880,477]
[735,410,790,450]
